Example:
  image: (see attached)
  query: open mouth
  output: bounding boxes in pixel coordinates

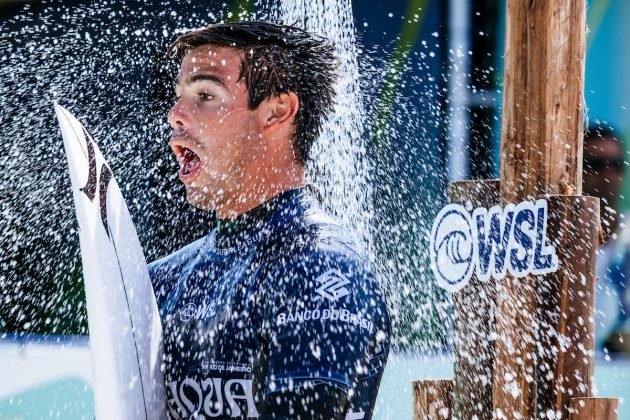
[175,146,202,179]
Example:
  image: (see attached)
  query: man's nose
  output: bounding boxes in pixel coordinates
[167,99,187,130]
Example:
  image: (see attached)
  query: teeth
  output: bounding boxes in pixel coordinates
[179,147,200,177]
[182,147,195,163]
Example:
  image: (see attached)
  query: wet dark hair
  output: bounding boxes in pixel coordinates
[584,124,623,145]
[167,21,338,165]
[583,124,625,173]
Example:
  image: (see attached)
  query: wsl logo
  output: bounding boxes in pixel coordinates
[430,205,475,291]
[430,199,559,292]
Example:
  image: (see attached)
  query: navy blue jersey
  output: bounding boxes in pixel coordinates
[149,188,390,419]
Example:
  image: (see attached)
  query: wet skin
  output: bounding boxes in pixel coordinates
[167,45,303,219]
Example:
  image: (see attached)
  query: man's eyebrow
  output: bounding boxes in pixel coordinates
[175,74,228,89]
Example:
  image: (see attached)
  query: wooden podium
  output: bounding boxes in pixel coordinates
[414,1,619,419]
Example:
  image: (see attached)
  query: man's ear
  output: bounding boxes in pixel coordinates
[262,92,299,130]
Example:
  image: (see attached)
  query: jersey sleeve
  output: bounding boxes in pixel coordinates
[259,243,390,419]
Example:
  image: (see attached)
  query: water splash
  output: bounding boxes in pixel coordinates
[259,0,374,255]
[0,1,222,334]
[258,1,450,351]
[0,1,451,353]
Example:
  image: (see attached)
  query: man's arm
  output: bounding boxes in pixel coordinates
[260,248,390,419]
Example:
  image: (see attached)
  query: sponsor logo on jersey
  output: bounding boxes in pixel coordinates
[277,307,374,332]
[179,302,218,322]
[180,303,196,322]
[213,231,263,256]
[201,360,210,376]
[201,360,253,374]
[313,269,351,302]
[166,377,259,419]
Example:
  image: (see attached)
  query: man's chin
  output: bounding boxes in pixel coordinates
[185,188,218,212]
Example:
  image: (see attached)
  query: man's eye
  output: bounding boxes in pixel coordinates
[197,92,215,101]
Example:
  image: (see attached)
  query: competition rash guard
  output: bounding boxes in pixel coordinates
[149,188,390,419]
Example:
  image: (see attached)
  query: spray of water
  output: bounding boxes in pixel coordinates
[0,1,224,334]
[0,1,450,353]
[256,1,450,352]
[262,0,373,256]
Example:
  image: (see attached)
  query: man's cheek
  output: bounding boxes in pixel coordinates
[215,107,232,123]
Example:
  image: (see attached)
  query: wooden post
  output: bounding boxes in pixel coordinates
[413,379,453,420]
[569,397,619,420]
[499,0,587,201]
[535,196,599,416]
[448,180,499,419]
[494,0,589,419]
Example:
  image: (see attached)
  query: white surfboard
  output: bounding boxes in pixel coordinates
[54,104,166,419]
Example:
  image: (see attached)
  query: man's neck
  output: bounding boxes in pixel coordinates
[216,178,304,220]
[215,142,305,220]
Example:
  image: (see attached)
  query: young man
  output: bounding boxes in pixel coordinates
[149,22,390,419]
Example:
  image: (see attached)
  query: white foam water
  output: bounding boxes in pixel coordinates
[259,0,374,256]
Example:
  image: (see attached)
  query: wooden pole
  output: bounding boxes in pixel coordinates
[569,397,619,420]
[494,0,589,419]
[413,379,453,420]
[499,0,586,201]
[535,195,599,416]
[448,180,499,419]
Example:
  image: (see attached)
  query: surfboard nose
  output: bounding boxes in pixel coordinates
[53,102,67,120]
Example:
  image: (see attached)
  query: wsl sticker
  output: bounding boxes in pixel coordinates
[430,199,559,292]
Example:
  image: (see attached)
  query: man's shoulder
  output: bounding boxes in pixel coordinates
[274,201,366,263]
[148,235,207,278]
[263,204,378,297]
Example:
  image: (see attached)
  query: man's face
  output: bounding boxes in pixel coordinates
[583,136,625,237]
[583,137,624,207]
[168,45,264,211]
